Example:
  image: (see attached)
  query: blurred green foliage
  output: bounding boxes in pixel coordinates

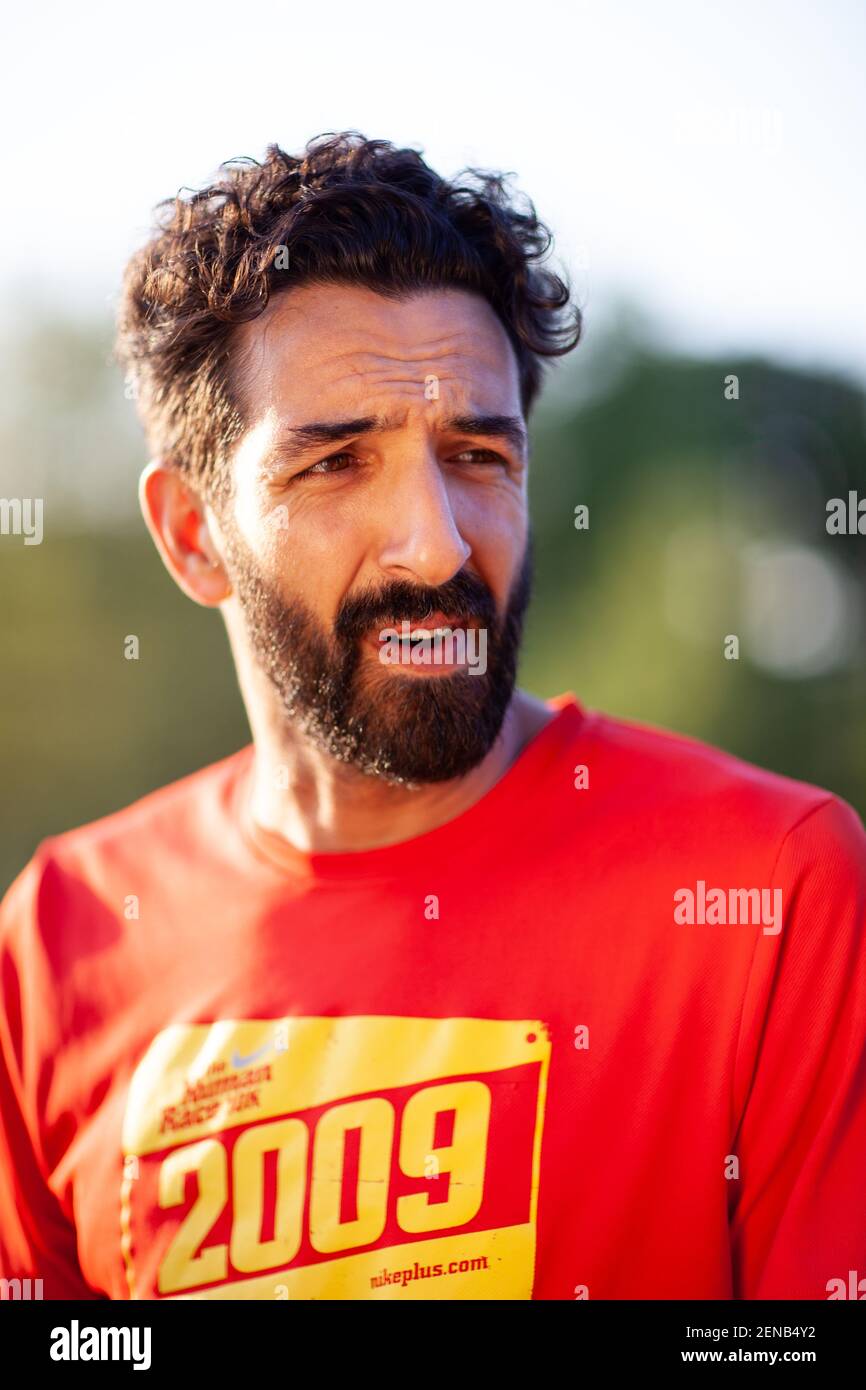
[2,308,865,890]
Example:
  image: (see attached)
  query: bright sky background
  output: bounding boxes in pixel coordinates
[2,0,865,382]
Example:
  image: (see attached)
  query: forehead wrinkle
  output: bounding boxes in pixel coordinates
[308,357,510,412]
[231,298,519,420]
[311,338,500,373]
[322,367,464,398]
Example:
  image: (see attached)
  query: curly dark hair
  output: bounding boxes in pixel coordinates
[115,131,582,500]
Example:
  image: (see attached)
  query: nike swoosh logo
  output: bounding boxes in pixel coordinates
[231,1042,272,1069]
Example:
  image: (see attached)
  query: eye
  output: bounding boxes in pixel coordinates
[294,450,358,480]
[451,448,507,466]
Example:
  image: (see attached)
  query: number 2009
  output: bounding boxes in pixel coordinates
[158,1078,491,1293]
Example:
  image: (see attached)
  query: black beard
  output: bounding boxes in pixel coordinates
[221,524,534,785]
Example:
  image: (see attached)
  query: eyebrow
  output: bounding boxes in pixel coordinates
[263,413,528,466]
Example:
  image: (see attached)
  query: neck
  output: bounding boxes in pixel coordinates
[243,685,553,855]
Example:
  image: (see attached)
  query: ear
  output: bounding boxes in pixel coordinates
[138,460,231,607]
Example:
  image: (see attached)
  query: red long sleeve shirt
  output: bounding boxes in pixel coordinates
[1,694,865,1300]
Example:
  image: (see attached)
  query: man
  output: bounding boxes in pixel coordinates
[1,132,864,1302]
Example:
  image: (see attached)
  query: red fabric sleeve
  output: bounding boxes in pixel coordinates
[0,852,102,1299]
[729,797,866,1299]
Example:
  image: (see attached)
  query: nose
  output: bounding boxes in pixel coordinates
[375,451,471,588]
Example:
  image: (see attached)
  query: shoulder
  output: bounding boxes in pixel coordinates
[575,704,866,868]
[0,746,252,936]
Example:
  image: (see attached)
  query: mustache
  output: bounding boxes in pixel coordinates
[334,570,498,643]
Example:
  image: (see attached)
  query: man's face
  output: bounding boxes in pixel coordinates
[216,282,532,784]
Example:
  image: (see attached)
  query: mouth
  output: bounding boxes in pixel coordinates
[364,613,478,674]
